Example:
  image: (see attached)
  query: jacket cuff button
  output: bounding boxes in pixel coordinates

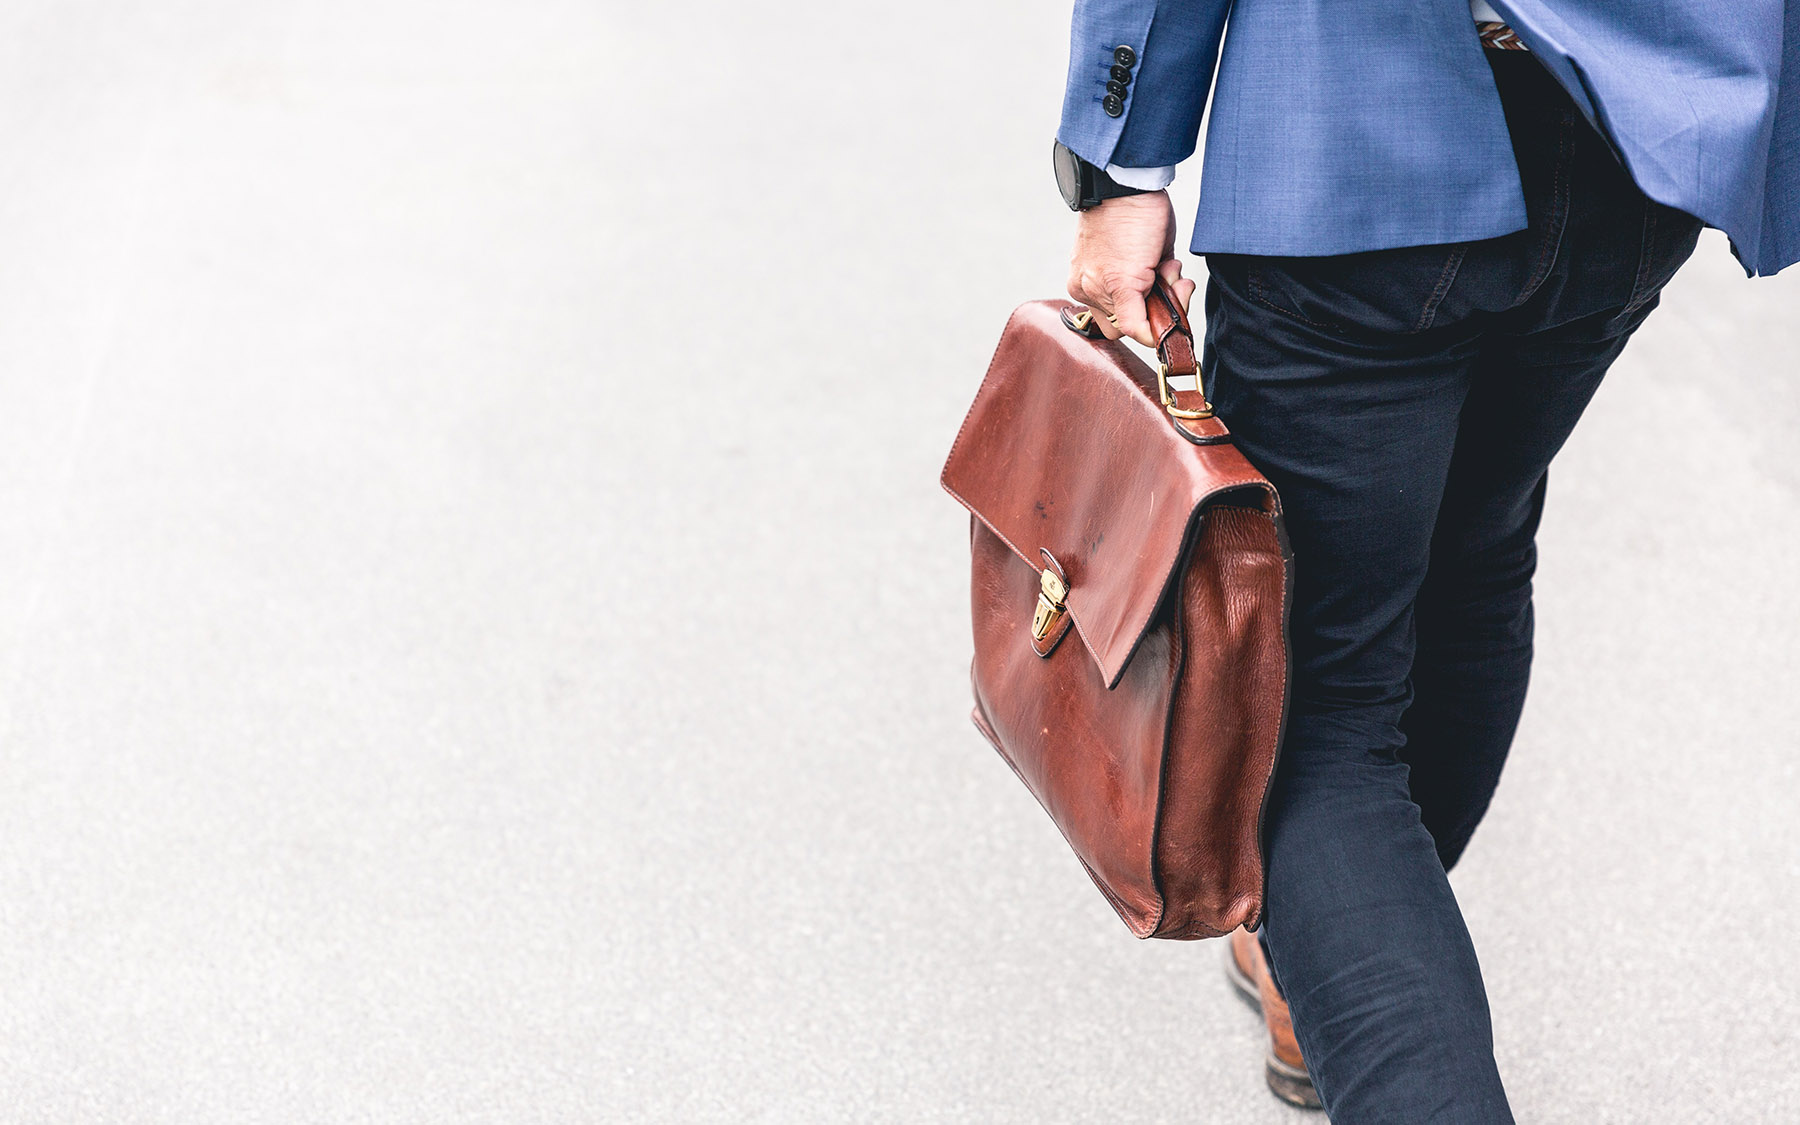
[1102,94,1125,117]
[1113,45,1137,67]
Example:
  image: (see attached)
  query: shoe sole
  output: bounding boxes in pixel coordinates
[1222,942,1325,1111]
[1266,1054,1325,1110]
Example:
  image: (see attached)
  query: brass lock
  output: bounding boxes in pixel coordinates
[1031,567,1068,642]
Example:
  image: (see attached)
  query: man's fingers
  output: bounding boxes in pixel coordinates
[1082,297,1125,341]
[1069,272,1127,340]
[1070,270,1170,345]
[1109,288,1156,348]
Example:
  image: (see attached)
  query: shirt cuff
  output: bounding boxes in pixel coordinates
[1105,164,1176,191]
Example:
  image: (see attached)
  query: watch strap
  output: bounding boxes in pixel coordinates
[1056,140,1155,211]
[1085,163,1152,207]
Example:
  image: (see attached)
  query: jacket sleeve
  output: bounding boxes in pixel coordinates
[1056,0,1234,170]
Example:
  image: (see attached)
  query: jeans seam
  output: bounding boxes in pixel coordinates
[1512,111,1575,307]
[1616,202,1661,322]
[1415,245,1469,331]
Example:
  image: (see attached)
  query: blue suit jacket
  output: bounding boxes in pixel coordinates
[1057,1,1798,275]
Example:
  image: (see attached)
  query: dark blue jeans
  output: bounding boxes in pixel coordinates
[1201,51,1703,1122]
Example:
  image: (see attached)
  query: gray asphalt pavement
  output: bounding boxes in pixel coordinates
[1,3,1796,1122]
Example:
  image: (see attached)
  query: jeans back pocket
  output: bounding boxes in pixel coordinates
[1228,242,1472,338]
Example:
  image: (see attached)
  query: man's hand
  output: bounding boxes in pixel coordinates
[1067,190,1197,348]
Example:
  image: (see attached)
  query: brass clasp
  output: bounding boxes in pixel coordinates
[1157,361,1215,420]
[1031,567,1068,643]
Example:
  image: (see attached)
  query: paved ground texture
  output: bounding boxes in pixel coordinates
[1,3,1797,1122]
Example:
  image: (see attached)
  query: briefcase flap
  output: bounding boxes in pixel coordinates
[941,299,1277,690]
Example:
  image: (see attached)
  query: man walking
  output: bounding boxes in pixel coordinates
[1053,1,1797,1118]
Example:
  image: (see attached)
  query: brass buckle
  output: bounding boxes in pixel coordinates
[1157,361,1215,420]
[1030,567,1068,643]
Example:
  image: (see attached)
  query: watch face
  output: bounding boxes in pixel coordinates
[1053,141,1083,210]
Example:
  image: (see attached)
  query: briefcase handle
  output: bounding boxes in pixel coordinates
[1061,277,1215,421]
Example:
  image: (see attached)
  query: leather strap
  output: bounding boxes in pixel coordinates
[1144,278,1197,377]
[1143,277,1218,433]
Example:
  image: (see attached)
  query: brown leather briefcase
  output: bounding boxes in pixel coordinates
[940,279,1293,940]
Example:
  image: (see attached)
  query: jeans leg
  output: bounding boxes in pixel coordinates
[1203,253,1514,1122]
[1400,319,1632,871]
[1401,470,1543,873]
[1215,291,1669,1122]
[1261,717,1511,1123]
[1196,42,1704,1125]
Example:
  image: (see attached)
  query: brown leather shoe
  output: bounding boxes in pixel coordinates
[1225,928,1323,1110]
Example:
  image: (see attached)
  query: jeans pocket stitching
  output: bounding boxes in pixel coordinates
[1246,265,1348,333]
[1414,244,1470,332]
[1608,203,1706,332]
[1618,203,1661,320]
[1514,113,1576,307]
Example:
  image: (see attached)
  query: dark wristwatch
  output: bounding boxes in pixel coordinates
[1053,140,1153,211]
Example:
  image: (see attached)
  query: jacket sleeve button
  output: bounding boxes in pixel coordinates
[1113,45,1137,67]
[1102,94,1125,117]
[1110,63,1133,84]
[1106,79,1128,97]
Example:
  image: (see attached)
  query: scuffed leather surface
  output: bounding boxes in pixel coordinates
[968,519,1171,933]
[944,299,1293,940]
[1153,506,1290,938]
[942,299,1275,690]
